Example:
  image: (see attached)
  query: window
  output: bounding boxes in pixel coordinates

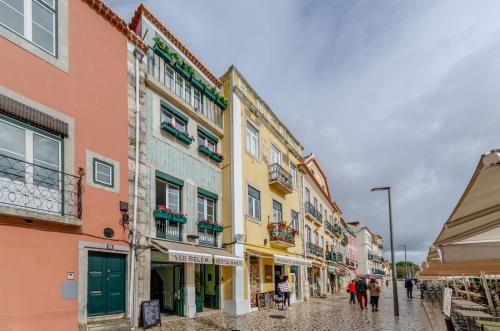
[270,144,281,165]
[306,225,311,243]
[291,210,298,230]
[175,73,183,98]
[93,159,114,187]
[324,209,327,222]
[272,200,282,224]
[198,194,215,222]
[184,81,192,104]
[194,89,202,112]
[0,0,57,55]
[313,198,318,210]
[247,185,261,220]
[155,178,181,212]
[164,66,174,90]
[289,163,297,189]
[315,232,319,245]
[320,236,324,248]
[197,132,217,152]
[161,109,187,133]
[305,187,310,203]
[319,204,323,217]
[246,122,259,158]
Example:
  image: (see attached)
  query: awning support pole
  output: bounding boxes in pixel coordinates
[452,276,458,297]
[462,274,470,301]
[480,272,495,315]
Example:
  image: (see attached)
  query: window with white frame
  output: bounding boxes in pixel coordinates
[155,178,181,212]
[313,197,318,210]
[289,162,297,189]
[197,194,215,223]
[315,232,319,245]
[164,65,174,90]
[194,89,202,112]
[161,109,187,133]
[291,210,298,230]
[305,187,310,203]
[93,158,114,187]
[246,122,259,158]
[184,80,192,104]
[197,132,217,152]
[270,144,281,165]
[272,200,282,224]
[306,225,311,243]
[247,185,261,220]
[0,0,57,55]
[175,73,183,98]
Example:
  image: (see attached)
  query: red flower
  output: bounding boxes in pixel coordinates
[213,151,224,158]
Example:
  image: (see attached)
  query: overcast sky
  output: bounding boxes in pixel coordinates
[107,0,500,264]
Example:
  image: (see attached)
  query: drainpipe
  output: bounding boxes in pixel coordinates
[129,47,144,328]
[300,169,308,299]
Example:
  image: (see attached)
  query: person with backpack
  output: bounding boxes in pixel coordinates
[347,279,356,304]
[355,278,368,310]
[369,279,381,312]
[405,278,414,299]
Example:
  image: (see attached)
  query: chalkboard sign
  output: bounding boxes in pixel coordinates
[258,292,266,308]
[265,292,273,306]
[141,299,161,329]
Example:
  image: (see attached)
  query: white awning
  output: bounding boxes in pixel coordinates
[199,246,243,266]
[274,254,312,267]
[151,239,213,264]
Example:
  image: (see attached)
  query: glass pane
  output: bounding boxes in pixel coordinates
[33,134,59,167]
[95,162,112,185]
[255,199,260,219]
[197,196,205,220]
[37,0,55,8]
[247,196,254,217]
[0,120,25,157]
[32,22,54,53]
[32,1,53,32]
[207,199,214,221]
[167,184,180,212]
[161,111,172,124]
[155,179,166,207]
[0,0,24,35]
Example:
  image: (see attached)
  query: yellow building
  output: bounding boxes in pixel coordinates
[220,66,310,314]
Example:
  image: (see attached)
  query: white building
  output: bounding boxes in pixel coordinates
[348,222,385,279]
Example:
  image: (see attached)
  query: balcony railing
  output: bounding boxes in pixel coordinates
[341,233,349,245]
[198,231,217,247]
[346,258,357,268]
[371,268,385,275]
[156,219,182,241]
[304,202,322,224]
[368,253,383,262]
[0,154,83,220]
[268,163,293,194]
[306,242,323,258]
[268,223,296,248]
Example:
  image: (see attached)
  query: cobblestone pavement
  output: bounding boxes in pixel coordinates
[157,283,432,331]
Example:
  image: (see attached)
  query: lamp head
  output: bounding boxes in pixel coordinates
[371,186,390,192]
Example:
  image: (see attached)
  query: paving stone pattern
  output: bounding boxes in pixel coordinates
[156,284,432,331]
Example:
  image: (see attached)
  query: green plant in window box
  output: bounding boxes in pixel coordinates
[191,77,206,92]
[198,145,213,157]
[210,151,224,163]
[215,97,228,110]
[155,205,187,224]
[177,130,194,145]
[205,86,217,101]
[153,37,173,63]
[161,121,180,137]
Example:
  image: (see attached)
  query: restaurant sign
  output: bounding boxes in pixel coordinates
[214,256,243,266]
[168,250,213,264]
[274,255,311,266]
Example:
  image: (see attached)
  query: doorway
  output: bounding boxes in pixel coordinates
[274,265,285,293]
[150,262,184,317]
[195,264,220,312]
[290,266,301,300]
[87,252,126,317]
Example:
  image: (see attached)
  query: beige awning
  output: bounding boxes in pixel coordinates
[274,254,312,267]
[151,239,213,264]
[199,246,243,266]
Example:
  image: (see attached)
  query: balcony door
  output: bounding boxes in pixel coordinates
[270,144,281,165]
[0,117,62,214]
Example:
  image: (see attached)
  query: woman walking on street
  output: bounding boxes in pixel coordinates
[279,275,292,310]
[355,278,368,310]
[369,279,381,312]
[347,279,356,305]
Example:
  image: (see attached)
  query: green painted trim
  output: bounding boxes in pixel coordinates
[92,158,114,188]
[155,170,184,187]
[160,100,189,122]
[197,126,218,143]
[197,187,218,201]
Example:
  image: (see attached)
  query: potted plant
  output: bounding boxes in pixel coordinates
[153,37,173,63]
[198,145,213,157]
[175,60,193,80]
[210,150,224,163]
[153,204,174,221]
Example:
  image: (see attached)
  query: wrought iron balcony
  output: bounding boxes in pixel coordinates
[268,223,296,249]
[304,202,322,225]
[341,233,349,246]
[368,253,374,260]
[346,258,357,269]
[198,231,218,247]
[0,153,83,222]
[306,241,323,258]
[371,268,385,275]
[268,163,293,194]
[155,218,182,241]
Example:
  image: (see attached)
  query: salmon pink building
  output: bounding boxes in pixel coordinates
[0,1,145,330]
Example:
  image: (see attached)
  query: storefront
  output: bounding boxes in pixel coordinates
[150,240,242,318]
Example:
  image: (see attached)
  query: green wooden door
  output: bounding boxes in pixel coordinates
[173,264,184,316]
[88,252,126,316]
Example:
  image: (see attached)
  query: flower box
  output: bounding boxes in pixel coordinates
[177,131,193,145]
[153,44,173,63]
[172,214,187,224]
[161,122,179,137]
[210,152,224,163]
[198,222,213,231]
[153,209,174,221]
[175,62,191,80]
[191,77,205,92]
[215,97,228,110]
[212,224,224,232]
[205,89,217,102]
[198,145,213,157]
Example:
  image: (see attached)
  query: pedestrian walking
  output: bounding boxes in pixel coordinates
[405,278,414,299]
[369,279,381,312]
[347,279,356,304]
[355,278,368,310]
[386,279,389,287]
[279,276,292,310]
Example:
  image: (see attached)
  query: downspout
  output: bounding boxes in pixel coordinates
[300,169,308,299]
[129,47,144,328]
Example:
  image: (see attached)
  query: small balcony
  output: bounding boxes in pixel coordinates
[198,230,218,247]
[304,202,322,226]
[155,218,182,241]
[346,258,358,269]
[268,223,296,249]
[306,242,323,258]
[371,268,385,275]
[341,233,349,246]
[0,154,83,225]
[268,163,293,194]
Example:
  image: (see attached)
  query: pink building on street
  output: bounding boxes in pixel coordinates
[0,1,145,330]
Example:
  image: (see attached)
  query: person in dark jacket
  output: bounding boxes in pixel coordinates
[355,278,368,310]
[405,278,414,299]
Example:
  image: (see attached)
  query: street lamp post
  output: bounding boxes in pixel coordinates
[371,186,399,317]
[399,244,408,278]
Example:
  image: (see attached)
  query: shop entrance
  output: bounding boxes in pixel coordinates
[290,265,301,300]
[195,264,220,312]
[274,265,285,293]
[151,262,184,317]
